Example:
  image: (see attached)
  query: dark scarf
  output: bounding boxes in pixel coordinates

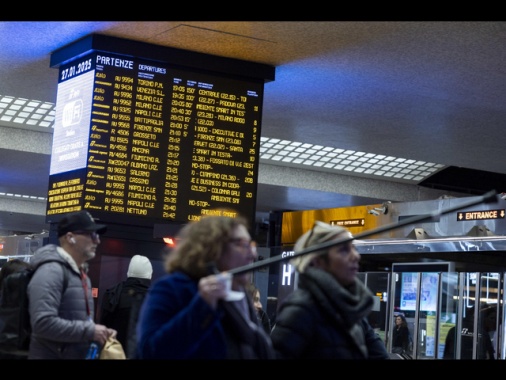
[298,267,374,357]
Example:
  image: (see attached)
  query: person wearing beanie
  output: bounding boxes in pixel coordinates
[100,255,153,358]
[270,221,390,359]
[127,255,153,279]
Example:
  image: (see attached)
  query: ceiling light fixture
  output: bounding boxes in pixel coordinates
[260,137,445,185]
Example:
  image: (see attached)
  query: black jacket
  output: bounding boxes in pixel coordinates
[270,267,389,359]
[392,324,411,353]
[257,308,272,334]
[100,277,151,358]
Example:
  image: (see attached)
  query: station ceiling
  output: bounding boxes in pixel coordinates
[1,21,505,235]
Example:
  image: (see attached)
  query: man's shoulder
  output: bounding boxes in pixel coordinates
[149,272,195,298]
[154,271,190,286]
[30,245,60,265]
[281,288,313,305]
[275,289,319,324]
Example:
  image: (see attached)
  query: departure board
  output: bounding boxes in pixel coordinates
[46,49,265,227]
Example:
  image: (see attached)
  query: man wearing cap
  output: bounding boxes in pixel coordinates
[270,221,389,359]
[100,255,153,359]
[27,210,117,359]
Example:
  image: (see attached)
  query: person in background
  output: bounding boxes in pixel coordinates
[443,306,474,359]
[391,314,411,355]
[136,215,274,359]
[100,254,153,359]
[443,304,495,359]
[482,305,497,359]
[246,283,272,334]
[0,259,30,299]
[27,210,116,359]
[0,259,31,359]
[270,221,389,359]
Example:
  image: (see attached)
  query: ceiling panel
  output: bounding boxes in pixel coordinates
[1,21,505,235]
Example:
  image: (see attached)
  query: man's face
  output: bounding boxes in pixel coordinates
[70,230,101,261]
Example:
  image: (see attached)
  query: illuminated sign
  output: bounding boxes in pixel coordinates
[330,219,365,227]
[46,35,274,228]
[457,209,505,221]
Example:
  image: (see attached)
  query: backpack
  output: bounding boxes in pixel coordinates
[100,281,147,359]
[101,282,124,314]
[0,260,69,355]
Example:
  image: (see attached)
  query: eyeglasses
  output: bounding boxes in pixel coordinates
[229,238,257,252]
[73,231,100,241]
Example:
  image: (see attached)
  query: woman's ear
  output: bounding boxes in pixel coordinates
[311,255,325,269]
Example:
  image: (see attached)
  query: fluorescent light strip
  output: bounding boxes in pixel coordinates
[0,95,55,128]
[260,137,445,184]
[0,192,46,201]
[0,95,446,195]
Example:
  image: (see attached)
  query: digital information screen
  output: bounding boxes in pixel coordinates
[400,272,438,312]
[46,51,264,227]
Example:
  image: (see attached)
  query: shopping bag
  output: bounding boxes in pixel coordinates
[99,337,126,360]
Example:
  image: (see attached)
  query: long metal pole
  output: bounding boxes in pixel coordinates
[229,190,498,275]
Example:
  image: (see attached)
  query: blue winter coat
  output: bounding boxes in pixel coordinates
[136,271,274,359]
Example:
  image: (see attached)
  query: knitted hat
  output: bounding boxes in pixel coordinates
[127,255,153,279]
[290,221,348,273]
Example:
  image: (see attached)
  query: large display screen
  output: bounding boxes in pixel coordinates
[46,50,264,227]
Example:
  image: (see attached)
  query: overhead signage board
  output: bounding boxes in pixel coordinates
[457,209,505,221]
[46,35,275,228]
[330,219,365,227]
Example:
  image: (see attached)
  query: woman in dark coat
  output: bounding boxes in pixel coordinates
[270,221,390,359]
[391,314,411,354]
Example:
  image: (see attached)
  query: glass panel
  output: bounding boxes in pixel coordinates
[360,272,390,346]
[500,273,506,360]
[438,272,461,359]
[440,272,499,360]
[440,272,478,359]
[409,272,441,359]
[420,272,440,359]
[476,272,499,359]
[390,272,416,358]
[390,271,443,359]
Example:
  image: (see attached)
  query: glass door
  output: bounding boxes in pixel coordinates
[359,272,390,347]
